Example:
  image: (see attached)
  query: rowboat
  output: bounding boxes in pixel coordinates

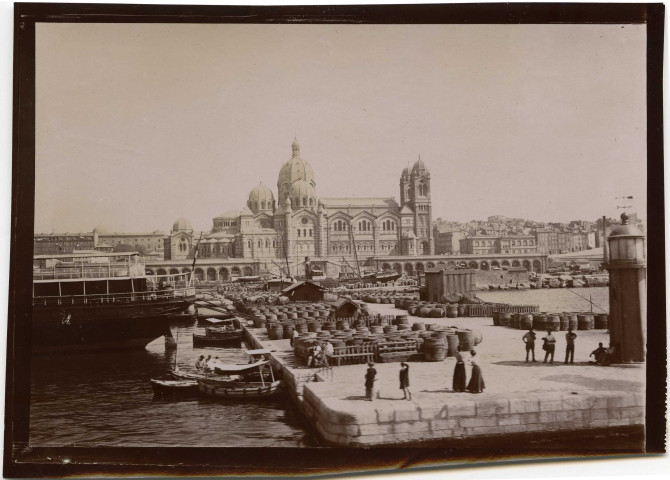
[192,317,243,347]
[150,378,200,397]
[197,350,283,399]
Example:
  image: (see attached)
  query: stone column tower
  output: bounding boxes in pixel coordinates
[605,212,646,363]
[408,156,434,255]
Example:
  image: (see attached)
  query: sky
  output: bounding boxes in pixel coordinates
[34,23,647,233]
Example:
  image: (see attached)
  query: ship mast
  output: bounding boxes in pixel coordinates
[348,225,362,280]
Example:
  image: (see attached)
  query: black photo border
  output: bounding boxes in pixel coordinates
[4,2,666,477]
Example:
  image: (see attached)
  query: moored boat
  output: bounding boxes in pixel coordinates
[197,351,282,399]
[150,378,200,397]
[32,252,196,353]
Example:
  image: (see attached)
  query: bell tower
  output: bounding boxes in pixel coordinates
[408,155,434,255]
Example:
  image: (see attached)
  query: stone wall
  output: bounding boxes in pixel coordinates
[301,385,644,446]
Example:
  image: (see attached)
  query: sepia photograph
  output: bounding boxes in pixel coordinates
[3,2,666,477]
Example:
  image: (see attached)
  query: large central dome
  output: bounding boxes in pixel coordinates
[277,138,316,203]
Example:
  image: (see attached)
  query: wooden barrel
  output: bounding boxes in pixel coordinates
[423,338,447,362]
[282,323,294,340]
[307,321,321,333]
[532,314,547,331]
[457,330,475,351]
[547,314,560,332]
[269,323,283,340]
[594,314,608,329]
[566,314,578,331]
[295,322,308,334]
[418,306,431,317]
[323,322,336,331]
[276,313,288,321]
[577,314,590,330]
[335,320,346,330]
[408,306,419,316]
[253,316,266,328]
[429,308,444,318]
[457,305,466,317]
[492,311,500,326]
[331,340,346,349]
[511,313,520,329]
[446,334,459,357]
[499,312,512,327]
[431,330,447,340]
[347,338,363,346]
[383,325,398,334]
[519,314,533,330]
[412,322,425,331]
[395,315,410,325]
[558,314,569,331]
[446,304,458,318]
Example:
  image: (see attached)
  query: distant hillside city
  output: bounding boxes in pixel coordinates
[34,213,644,260]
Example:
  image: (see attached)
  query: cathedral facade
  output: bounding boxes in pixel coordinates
[167,139,434,267]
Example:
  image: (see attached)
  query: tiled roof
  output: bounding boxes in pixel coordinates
[320,197,398,208]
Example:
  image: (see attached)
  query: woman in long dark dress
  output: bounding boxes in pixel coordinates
[452,345,467,392]
[466,349,485,394]
[399,362,411,400]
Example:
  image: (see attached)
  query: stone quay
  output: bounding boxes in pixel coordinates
[242,303,644,447]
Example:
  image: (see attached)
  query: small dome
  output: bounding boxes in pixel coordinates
[610,213,644,238]
[247,182,275,213]
[173,217,192,232]
[402,231,417,239]
[411,155,429,175]
[290,180,316,199]
[401,166,410,177]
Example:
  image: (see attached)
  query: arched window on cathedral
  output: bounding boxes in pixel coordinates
[303,229,307,237]
[309,229,313,237]
[265,239,269,248]
[297,229,301,237]
[302,197,307,207]
[309,198,313,206]
[272,240,276,248]
[248,240,251,249]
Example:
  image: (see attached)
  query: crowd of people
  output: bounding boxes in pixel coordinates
[521,327,614,365]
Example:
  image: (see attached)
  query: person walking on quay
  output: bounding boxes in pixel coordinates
[290,328,299,347]
[365,362,377,401]
[466,350,485,394]
[564,327,577,364]
[522,327,537,363]
[452,345,467,392]
[542,330,556,363]
[399,362,412,400]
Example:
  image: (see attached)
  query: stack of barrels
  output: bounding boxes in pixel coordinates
[403,301,467,319]
[493,310,608,331]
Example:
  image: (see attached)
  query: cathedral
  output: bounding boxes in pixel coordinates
[166,139,434,268]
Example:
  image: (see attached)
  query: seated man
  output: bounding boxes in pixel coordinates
[307,343,322,368]
[589,342,608,365]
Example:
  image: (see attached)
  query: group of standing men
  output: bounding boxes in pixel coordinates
[522,327,577,363]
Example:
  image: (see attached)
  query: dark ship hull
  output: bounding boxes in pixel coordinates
[31,296,194,353]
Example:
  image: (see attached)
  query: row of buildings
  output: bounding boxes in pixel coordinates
[433,214,644,256]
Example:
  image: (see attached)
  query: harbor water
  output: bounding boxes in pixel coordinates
[29,323,316,447]
[477,286,609,314]
[29,287,609,447]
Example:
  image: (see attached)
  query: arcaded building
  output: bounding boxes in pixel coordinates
[166,139,434,267]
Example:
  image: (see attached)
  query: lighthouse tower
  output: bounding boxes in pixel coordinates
[605,212,646,363]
